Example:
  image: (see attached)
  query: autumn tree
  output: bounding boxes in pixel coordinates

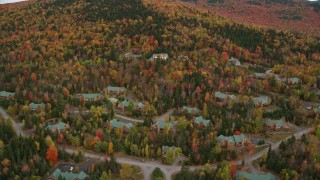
[46,144,58,165]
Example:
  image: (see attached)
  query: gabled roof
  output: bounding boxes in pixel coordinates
[228,57,241,66]
[155,121,174,129]
[236,171,277,180]
[79,93,103,100]
[215,92,236,100]
[194,116,211,127]
[45,122,68,131]
[217,135,235,143]
[282,77,300,84]
[254,73,266,79]
[264,119,285,128]
[217,133,247,144]
[135,102,145,109]
[0,91,15,97]
[119,100,130,108]
[107,86,127,92]
[51,168,88,180]
[110,119,133,129]
[108,97,118,104]
[181,106,200,114]
[152,53,169,58]
[162,146,176,153]
[233,133,246,143]
[29,102,45,110]
[253,96,270,106]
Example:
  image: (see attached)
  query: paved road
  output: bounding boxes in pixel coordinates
[114,114,144,123]
[56,159,96,172]
[0,106,315,180]
[63,147,180,180]
[114,108,174,124]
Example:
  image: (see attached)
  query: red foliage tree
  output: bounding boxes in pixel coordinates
[96,129,103,140]
[28,92,33,101]
[57,134,63,144]
[230,161,237,177]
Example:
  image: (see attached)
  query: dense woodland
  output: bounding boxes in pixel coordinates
[259,131,320,179]
[0,0,320,179]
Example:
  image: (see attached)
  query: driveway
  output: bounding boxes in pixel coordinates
[56,159,96,172]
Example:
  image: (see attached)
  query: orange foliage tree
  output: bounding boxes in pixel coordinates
[46,144,58,164]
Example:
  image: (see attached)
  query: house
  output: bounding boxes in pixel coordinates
[253,96,271,107]
[162,146,176,155]
[106,86,127,95]
[49,168,89,180]
[109,119,133,130]
[264,119,289,130]
[217,132,249,148]
[215,91,236,101]
[134,102,145,110]
[227,57,241,66]
[45,122,70,133]
[252,73,266,79]
[108,97,118,105]
[217,135,235,148]
[236,171,277,180]
[29,102,45,110]
[281,77,300,84]
[117,100,130,110]
[194,116,211,128]
[154,121,174,130]
[76,93,103,101]
[0,91,15,99]
[177,55,189,61]
[233,132,249,146]
[180,106,200,115]
[150,53,169,61]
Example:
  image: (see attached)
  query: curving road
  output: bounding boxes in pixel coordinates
[0,106,314,180]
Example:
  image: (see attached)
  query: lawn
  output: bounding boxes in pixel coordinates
[265,133,294,142]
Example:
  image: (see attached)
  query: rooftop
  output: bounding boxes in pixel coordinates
[110,119,133,129]
[215,91,236,100]
[45,122,68,131]
[254,73,266,78]
[107,86,127,92]
[50,168,88,180]
[253,96,270,106]
[78,93,103,100]
[181,106,200,114]
[217,133,247,144]
[155,121,174,129]
[0,91,15,97]
[162,146,176,153]
[29,102,45,110]
[194,116,211,127]
[264,119,285,128]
